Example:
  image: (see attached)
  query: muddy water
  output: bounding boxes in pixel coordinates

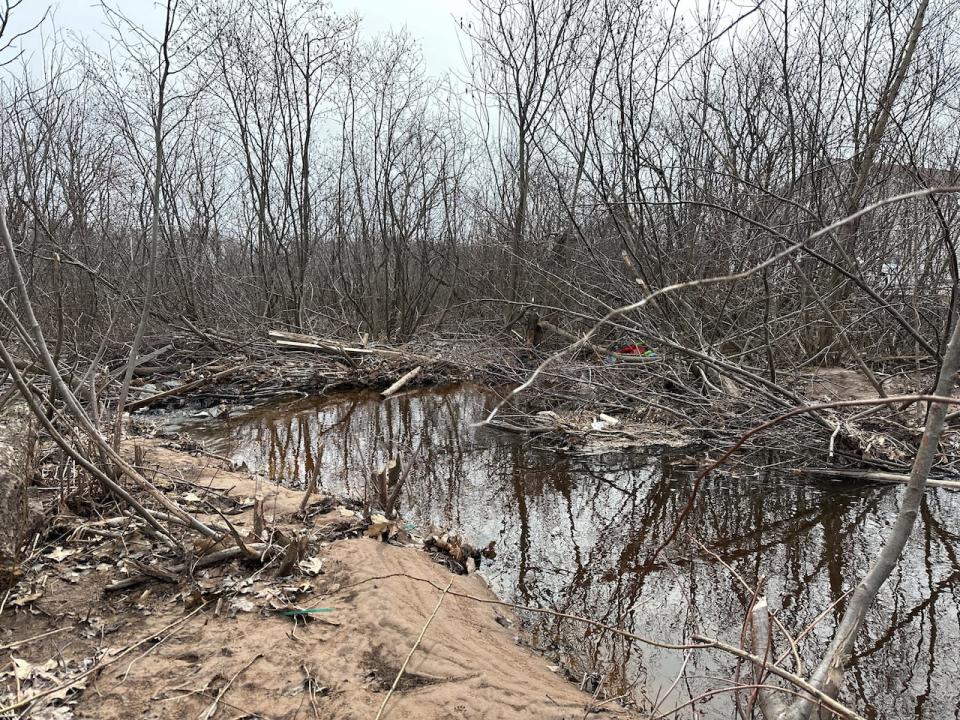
[166,384,960,718]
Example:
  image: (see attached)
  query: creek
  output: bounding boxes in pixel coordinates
[158,383,960,718]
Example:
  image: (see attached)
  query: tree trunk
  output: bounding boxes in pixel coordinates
[753,308,960,720]
[0,402,37,590]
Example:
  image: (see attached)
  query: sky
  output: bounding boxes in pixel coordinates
[3,0,474,76]
[341,0,472,74]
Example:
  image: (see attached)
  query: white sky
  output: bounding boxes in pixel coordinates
[4,0,474,76]
[343,0,472,74]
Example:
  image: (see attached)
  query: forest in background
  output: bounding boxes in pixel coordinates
[1,0,957,362]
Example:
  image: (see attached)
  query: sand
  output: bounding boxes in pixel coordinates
[1,441,628,720]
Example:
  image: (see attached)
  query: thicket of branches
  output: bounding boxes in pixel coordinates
[0,0,956,366]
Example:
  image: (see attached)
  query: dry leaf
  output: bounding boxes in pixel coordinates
[6,657,57,681]
[47,675,88,702]
[298,556,323,576]
[44,547,77,563]
[231,597,256,613]
[11,589,44,607]
[33,705,75,720]
[365,514,396,539]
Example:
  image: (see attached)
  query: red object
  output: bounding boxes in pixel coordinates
[617,344,647,355]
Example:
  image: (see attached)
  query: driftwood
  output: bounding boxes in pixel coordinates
[267,329,436,364]
[795,467,960,490]
[381,366,421,397]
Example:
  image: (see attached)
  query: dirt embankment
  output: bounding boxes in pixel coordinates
[1,442,624,720]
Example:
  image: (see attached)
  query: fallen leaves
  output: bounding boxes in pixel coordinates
[298,556,324,576]
[0,654,90,718]
[230,597,256,613]
[42,547,77,563]
[365,513,398,540]
[424,533,497,575]
[10,586,44,608]
[8,656,57,682]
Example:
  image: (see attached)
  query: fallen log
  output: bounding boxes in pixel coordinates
[382,366,421,398]
[794,467,960,490]
[267,330,436,364]
[127,364,248,411]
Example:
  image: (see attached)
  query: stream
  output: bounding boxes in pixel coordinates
[157,383,960,718]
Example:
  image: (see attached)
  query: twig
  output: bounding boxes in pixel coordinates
[299,446,323,513]
[104,543,276,593]
[0,604,207,715]
[346,572,701,651]
[197,653,263,720]
[690,634,866,720]
[0,627,71,652]
[346,571,863,719]
[373,577,454,720]
[692,537,802,674]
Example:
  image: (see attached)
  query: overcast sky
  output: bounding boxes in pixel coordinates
[4,0,474,76]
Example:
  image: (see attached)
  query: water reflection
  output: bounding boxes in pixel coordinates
[174,384,960,719]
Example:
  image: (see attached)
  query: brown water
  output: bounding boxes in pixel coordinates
[163,383,960,718]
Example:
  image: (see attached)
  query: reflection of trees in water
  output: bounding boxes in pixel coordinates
[182,386,960,718]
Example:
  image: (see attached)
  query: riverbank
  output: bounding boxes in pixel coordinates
[4,327,956,719]
[0,439,629,719]
[118,327,933,476]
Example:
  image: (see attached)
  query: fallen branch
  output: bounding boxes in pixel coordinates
[344,571,863,720]
[108,344,172,379]
[198,653,263,720]
[691,633,866,720]
[126,364,248,410]
[0,604,208,715]
[381,366,421,398]
[794,467,960,490]
[104,542,277,593]
[267,329,436,364]
[373,577,454,720]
